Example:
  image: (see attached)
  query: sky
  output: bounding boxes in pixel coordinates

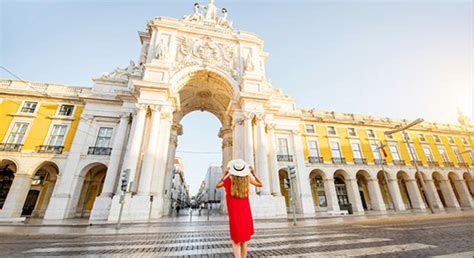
[1,0,472,195]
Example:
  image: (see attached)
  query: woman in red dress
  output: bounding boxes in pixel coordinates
[216,159,262,258]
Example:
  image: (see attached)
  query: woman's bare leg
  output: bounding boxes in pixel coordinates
[231,240,241,257]
[240,241,247,258]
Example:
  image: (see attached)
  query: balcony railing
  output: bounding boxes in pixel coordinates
[374,159,387,165]
[392,160,406,166]
[38,145,64,154]
[332,157,346,164]
[308,156,324,164]
[427,161,440,167]
[0,143,23,152]
[88,146,112,156]
[353,158,367,165]
[458,162,470,168]
[277,155,293,162]
[411,160,423,166]
[443,161,455,168]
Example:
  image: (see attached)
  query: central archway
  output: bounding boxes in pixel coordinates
[163,69,236,216]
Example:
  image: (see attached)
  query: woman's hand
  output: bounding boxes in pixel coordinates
[249,166,256,177]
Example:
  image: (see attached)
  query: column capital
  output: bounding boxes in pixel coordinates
[149,104,161,112]
[266,123,276,131]
[160,110,173,120]
[135,103,148,110]
[119,112,130,119]
[243,112,254,121]
[255,113,265,121]
[222,137,233,148]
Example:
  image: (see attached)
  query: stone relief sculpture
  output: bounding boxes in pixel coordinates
[156,39,168,60]
[95,60,143,82]
[181,0,233,29]
[244,52,255,73]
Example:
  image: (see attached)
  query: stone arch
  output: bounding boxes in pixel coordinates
[463,172,474,197]
[396,171,414,209]
[0,159,17,210]
[431,171,448,208]
[278,168,289,207]
[309,169,327,209]
[432,171,459,208]
[75,163,107,218]
[355,170,371,210]
[333,169,363,213]
[448,171,473,208]
[21,161,59,217]
[376,170,394,210]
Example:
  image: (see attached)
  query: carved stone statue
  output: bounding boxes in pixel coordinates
[183,3,202,22]
[204,0,218,21]
[457,108,471,127]
[244,52,254,72]
[217,8,232,28]
[156,39,168,60]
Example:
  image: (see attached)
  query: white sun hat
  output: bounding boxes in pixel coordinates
[227,159,251,177]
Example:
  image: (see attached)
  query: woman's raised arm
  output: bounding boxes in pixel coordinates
[215,169,230,188]
[249,166,262,187]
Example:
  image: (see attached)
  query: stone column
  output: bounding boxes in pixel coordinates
[439,179,460,208]
[0,174,32,218]
[232,116,244,160]
[367,179,387,211]
[255,114,271,195]
[423,179,445,210]
[137,106,162,195]
[153,110,173,199]
[466,178,474,198]
[387,179,406,211]
[405,179,426,209]
[219,127,233,170]
[44,113,94,220]
[162,124,180,216]
[323,179,340,212]
[90,113,130,221]
[291,130,315,214]
[453,179,474,208]
[121,104,147,192]
[267,123,281,196]
[99,113,130,197]
[345,179,364,214]
[243,112,255,194]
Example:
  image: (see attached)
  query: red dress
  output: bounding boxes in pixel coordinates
[223,176,254,243]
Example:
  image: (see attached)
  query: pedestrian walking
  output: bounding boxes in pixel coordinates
[215,159,262,258]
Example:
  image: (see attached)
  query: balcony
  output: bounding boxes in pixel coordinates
[277,155,293,162]
[392,160,406,166]
[332,157,346,164]
[443,161,455,168]
[427,161,440,167]
[88,146,112,156]
[458,162,470,168]
[308,156,324,164]
[0,143,23,152]
[411,160,423,166]
[374,159,387,165]
[353,158,367,165]
[38,145,64,154]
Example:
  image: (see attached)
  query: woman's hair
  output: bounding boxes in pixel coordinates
[230,175,249,199]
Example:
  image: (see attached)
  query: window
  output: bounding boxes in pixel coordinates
[418,134,426,142]
[371,143,382,160]
[408,143,419,161]
[447,136,455,144]
[433,135,441,143]
[21,101,38,113]
[278,138,289,155]
[95,127,113,147]
[48,125,67,146]
[452,147,465,163]
[347,128,356,137]
[7,122,29,144]
[305,124,315,134]
[367,129,375,138]
[438,147,450,163]
[330,142,342,158]
[351,143,363,159]
[308,140,320,157]
[327,126,336,135]
[58,105,74,116]
[461,137,468,145]
[389,144,401,160]
[422,145,434,162]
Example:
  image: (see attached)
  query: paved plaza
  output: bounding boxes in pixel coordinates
[0,212,473,257]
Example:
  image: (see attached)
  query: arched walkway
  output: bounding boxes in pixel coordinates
[464,172,474,198]
[396,171,425,209]
[377,171,395,210]
[0,159,17,210]
[356,170,386,211]
[309,170,327,210]
[76,164,107,218]
[432,172,459,209]
[334,170,364,214]
[21,162,59,217]
[278,169,289,208]
[448,172,473,208]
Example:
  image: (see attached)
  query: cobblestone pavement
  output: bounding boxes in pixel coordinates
[0,216,473,257]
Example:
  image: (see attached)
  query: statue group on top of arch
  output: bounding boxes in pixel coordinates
[182,0,233,29]
[95,60,144,82]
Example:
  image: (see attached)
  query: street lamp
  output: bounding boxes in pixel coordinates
[384,118,435,214]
